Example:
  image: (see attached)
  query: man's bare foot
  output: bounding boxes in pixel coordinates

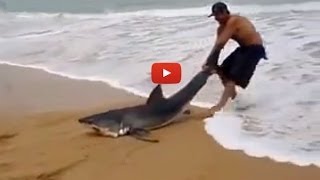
[210,105,222,113]
[204,109,215,118]
[231,91,237,100]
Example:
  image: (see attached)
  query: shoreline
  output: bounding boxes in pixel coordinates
[1,62,318,168]
[1,63,320,180]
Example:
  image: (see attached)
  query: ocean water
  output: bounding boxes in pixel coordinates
[0,0,319,167]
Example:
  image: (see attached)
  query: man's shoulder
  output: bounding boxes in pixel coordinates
[221,16,237,32]
[217,16,242,33]
[222,16,239,28]
[231,14,253,24]
[231,14,247,19]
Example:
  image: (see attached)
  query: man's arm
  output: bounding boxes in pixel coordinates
[203,27,223,69]
[204,20,235,68]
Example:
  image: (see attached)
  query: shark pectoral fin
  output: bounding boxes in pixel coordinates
[146,85,165,105]
[129,128,159,143]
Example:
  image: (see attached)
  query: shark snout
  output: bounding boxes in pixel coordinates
[78,117,93,124]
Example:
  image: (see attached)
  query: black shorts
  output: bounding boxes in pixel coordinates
[220,45,267,89]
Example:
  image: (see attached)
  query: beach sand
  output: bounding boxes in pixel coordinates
[0,64,319,180]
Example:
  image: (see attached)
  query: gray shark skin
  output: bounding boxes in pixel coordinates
[78,70,212,143]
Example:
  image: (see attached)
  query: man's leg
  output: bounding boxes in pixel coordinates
[208,47,240,113]
[222,79,237,99]
[210,80,236,112]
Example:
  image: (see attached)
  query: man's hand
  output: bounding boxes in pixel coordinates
[202,64,218,75]
[201,63,211,72]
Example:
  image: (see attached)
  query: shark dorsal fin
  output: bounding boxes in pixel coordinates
[146,85,165,105]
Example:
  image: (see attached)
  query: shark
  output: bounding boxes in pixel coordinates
[78,70,212,143]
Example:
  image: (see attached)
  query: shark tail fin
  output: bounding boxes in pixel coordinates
[146,84,165,105]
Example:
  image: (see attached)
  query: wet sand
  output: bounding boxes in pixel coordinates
[0,64,319,180]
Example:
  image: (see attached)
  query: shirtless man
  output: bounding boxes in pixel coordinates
[202,2,267,113]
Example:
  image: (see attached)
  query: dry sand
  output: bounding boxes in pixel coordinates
[0,64,319,180]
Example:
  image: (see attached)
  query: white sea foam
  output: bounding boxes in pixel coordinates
[0,2,319,167]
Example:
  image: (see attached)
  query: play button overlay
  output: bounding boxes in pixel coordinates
[163,69,171,77]
[151,62,181,84]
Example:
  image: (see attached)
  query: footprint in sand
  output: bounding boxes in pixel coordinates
[0,132,17,153]
[0,132,18,144]
[0,133,17,178]
[4,158,87,180]
[0,161,13,174]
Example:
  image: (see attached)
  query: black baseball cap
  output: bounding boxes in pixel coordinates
[208,2,229,17]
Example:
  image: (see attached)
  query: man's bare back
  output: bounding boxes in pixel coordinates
[218,15,263,47]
